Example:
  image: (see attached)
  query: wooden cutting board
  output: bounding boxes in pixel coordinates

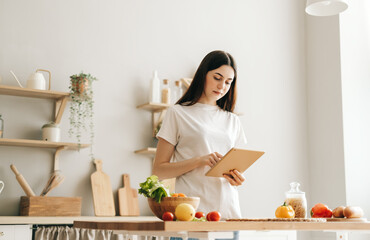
[118,174,140,216]
[326,218,367,222]
[91,159,115,216]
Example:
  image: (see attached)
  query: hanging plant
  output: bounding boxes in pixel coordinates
[68,72,97,159]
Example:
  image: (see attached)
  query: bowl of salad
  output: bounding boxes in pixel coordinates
[139,175,200,219]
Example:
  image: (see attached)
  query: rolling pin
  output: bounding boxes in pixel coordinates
[10,164,36,197]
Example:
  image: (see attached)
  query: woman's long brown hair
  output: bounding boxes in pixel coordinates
[176,50,237,112]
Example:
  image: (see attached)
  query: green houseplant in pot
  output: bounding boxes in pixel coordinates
[69,72,97,159]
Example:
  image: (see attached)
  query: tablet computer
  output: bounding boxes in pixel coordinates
[205,148,265,177]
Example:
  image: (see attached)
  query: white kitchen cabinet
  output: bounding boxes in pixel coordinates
[0,225,32,240]
[239,230,296,240]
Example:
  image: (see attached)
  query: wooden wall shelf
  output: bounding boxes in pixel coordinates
[0,85,69,100]
[0,138,89,150]
[0,85,69,124]
[134,147,156,155]
[137,102,170,112]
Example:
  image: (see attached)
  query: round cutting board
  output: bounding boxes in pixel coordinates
[326,218,367,222]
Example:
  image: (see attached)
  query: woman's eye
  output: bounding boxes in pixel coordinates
[226,81,232,85]
[214,76,221,81]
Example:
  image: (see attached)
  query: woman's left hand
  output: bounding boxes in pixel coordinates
[223,170,245,186]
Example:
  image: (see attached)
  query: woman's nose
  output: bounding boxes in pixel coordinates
[218,81,225,89]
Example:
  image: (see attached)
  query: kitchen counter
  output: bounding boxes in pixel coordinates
[74,219,370,231]
[0,216,157,225]
[73,218,370,240]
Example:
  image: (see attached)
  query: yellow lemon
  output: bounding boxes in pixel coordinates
[175,203,195,221]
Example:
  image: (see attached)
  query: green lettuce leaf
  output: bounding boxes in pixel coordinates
[138,175,169,203]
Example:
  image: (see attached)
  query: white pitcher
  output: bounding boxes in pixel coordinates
[26,69,51,90]
[0,181,4,194]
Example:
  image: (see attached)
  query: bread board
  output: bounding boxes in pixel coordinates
[91,159,115,216]
[326,218,367,222]
[118,174,140,216]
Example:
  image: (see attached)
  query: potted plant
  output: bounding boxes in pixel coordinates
[68,72,97,159]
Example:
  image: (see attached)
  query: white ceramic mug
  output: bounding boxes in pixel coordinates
[0,181,4,194]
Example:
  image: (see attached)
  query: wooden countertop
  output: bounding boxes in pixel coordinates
[74,219,370,232]
[0,216,157,225]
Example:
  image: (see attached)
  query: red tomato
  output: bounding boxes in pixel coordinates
[195,212,205,218]
[206,211,221,221]
[162,212,174,221]
[311,203,333,218]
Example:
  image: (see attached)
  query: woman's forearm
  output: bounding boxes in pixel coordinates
[152,157,201,180]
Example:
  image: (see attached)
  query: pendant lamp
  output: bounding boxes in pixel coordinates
[306,0,348,16]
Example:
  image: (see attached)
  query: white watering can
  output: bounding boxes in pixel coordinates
[10,69,51,90]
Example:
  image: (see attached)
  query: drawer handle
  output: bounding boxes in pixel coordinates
[0,231,4,236]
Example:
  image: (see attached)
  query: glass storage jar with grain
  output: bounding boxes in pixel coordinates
[285,182,307,218]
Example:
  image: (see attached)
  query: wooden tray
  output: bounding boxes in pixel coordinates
[326,218,367,222]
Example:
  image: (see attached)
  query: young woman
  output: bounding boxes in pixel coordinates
[153,50,247,222]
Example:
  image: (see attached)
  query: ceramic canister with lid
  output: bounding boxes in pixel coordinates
[42,122,61,142]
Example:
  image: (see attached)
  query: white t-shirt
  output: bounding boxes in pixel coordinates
[156,102,247,219]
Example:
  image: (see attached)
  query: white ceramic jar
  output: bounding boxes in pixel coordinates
[42,122,61,142]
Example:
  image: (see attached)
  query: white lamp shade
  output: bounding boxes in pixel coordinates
[306,0,348,16]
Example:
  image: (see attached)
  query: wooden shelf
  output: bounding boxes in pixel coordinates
[0,85,69,100]
[0,138,89,150]
[137,102,170,112]
[0,85,69,124]
[134,147,156,155]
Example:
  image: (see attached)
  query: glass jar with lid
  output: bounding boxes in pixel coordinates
[285,182,307,218]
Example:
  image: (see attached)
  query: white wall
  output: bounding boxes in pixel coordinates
[340,1,370,240]
[306,13,346,240]
[306,15,346,208]
[0,0,309,219]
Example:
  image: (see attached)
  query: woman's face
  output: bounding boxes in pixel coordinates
[198,65,235,105]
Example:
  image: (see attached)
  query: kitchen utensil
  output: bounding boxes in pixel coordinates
[27,69,51,90]
[118,174,140,216]
[0,180,4,194]
[40,146,65,196]
[91,159,115,216]
[10,164,35,197]
[10,70,24,88]
[147,197,200,220]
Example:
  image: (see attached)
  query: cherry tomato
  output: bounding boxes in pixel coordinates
[195,211,205,218]
[162,211,174,221]
[206,211,221,221]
